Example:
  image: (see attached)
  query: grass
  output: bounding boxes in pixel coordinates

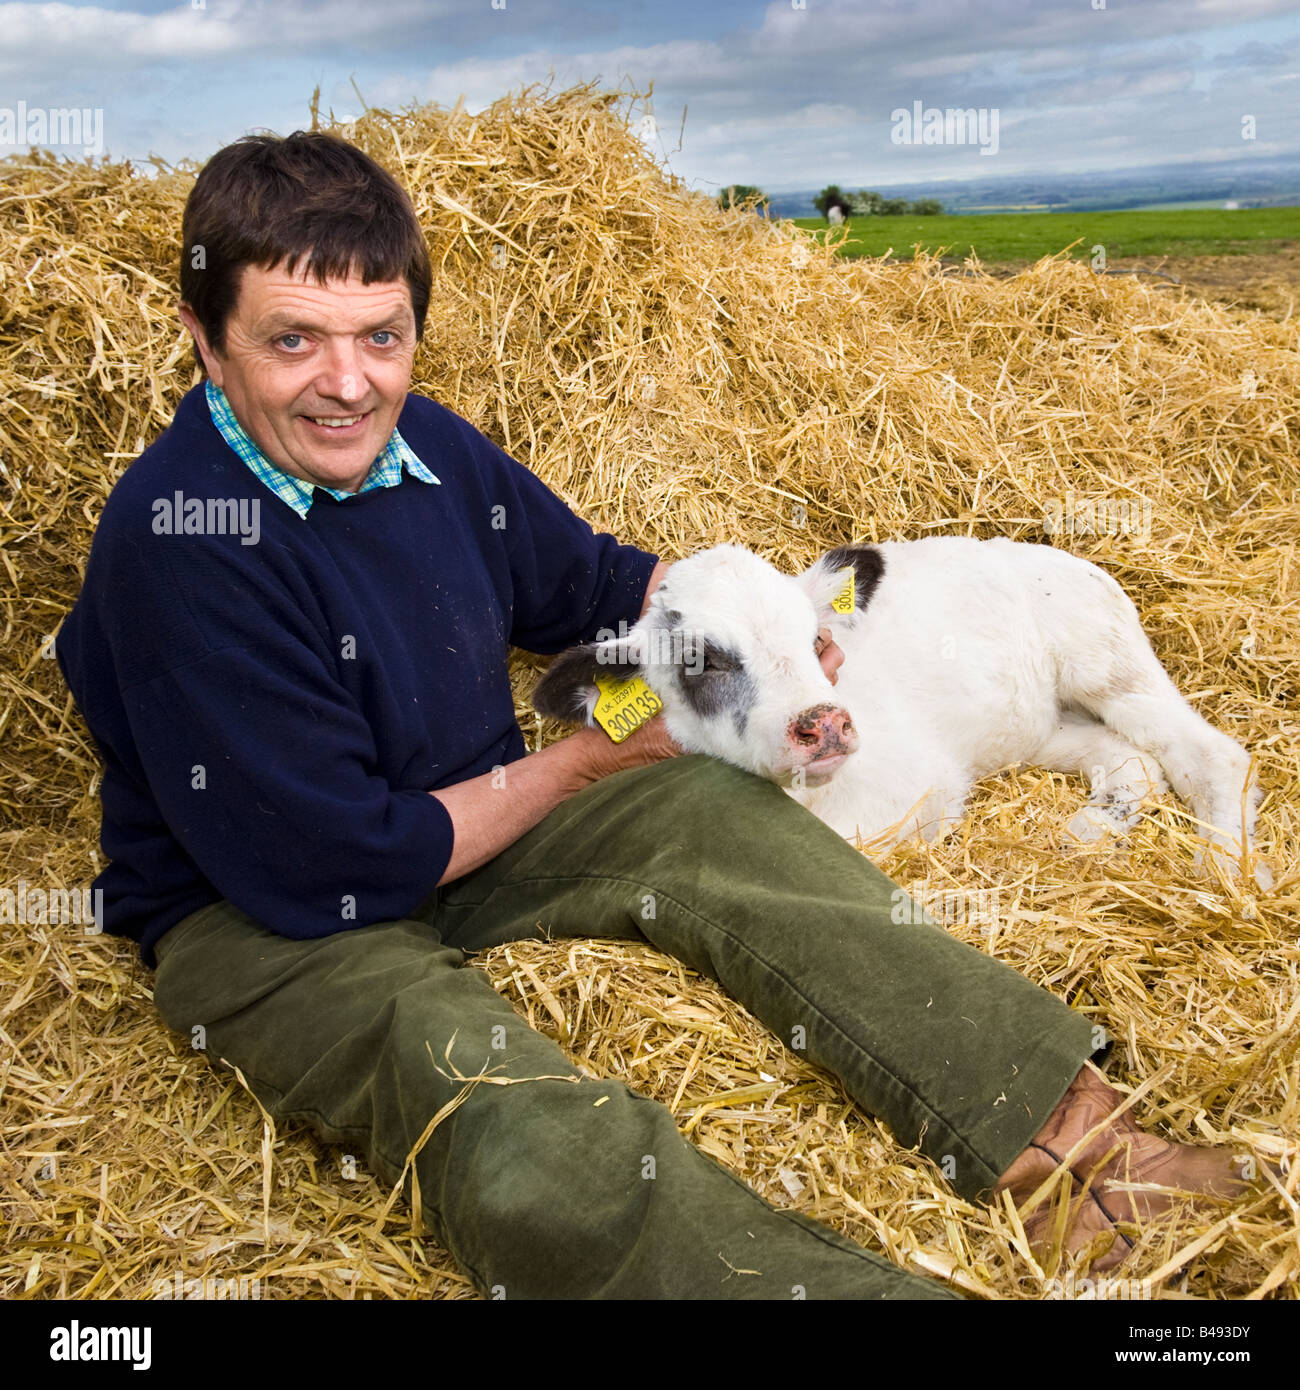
[792,206,1300,263]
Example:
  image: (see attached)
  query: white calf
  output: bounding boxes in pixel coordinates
[533,539,1270,889]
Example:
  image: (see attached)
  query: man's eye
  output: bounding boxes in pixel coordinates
[372,330,395,346]
[278,333,304,350]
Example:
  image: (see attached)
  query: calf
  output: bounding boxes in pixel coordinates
[533,540,1271,889]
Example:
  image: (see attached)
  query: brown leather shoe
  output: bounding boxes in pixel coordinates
[994,1062,1254,1272]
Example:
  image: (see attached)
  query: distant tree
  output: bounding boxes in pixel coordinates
[814,184,853,221]
[818,185,942,219]
[718,184,768,212]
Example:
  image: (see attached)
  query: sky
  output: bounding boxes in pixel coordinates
[1,0,1298,193]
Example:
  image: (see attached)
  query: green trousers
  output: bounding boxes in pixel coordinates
[151,754,1096,1299]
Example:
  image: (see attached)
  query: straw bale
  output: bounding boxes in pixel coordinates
[1,82,1296,1300]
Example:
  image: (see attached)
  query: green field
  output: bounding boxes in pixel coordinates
[791,206,1299,263]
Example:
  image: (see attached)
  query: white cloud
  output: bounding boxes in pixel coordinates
[0,0,466,78]
[2,0,1296,186]
[409,38,729,114]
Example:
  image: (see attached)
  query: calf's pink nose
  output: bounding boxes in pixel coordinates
[787,703,858,759]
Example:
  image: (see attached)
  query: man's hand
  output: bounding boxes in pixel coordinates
[575,712,682,784]
[816,628,845,685]
[431,714,681,885]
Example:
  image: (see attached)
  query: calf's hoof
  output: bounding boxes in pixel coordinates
[1192,839,1274,893]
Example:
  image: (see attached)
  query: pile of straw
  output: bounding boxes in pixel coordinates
[1,83,1296,1301]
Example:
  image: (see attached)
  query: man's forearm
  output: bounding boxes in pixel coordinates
[430,720,679,884]
[430,732,597,883]
[432,560,676,884]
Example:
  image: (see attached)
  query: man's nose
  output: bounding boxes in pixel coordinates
[316,343,367,404]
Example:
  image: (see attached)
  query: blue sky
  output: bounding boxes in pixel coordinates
[1,0,1298,191]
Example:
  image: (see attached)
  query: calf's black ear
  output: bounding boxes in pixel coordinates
[799,544,885,621]
[533,638,645,724]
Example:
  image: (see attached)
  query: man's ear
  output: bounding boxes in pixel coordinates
[533,633,647,725]
[797,545,885,624]
[178,302,222,386]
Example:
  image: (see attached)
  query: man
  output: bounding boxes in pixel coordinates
[55,130,1251,1300]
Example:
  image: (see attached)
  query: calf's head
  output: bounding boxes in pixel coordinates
[533,543,878,786]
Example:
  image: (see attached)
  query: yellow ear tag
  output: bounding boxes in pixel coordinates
[831,566,856,615]
[592,672,664,744]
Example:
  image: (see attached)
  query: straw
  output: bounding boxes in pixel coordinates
[1,81,1295,1301]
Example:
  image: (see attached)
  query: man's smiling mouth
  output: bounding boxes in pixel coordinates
[303,411,371,432]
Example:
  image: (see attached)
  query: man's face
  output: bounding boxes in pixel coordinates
[179,260,418,494]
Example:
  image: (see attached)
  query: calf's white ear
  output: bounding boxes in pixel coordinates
[533,632,648,725]
[797,545,885,623]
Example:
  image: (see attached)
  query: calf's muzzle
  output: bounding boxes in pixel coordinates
[787,703,858,768]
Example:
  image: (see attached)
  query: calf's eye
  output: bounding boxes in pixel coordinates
[687,653,729,676]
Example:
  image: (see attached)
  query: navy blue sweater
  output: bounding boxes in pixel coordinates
[56,384,659,966]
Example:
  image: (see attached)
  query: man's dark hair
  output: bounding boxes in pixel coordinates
[179,130,432,373]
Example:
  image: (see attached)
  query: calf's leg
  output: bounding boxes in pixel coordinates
[1046,566,1269,888]
[1032,709,1168,844]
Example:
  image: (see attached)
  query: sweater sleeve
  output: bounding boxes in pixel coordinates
[82,499,457,942]
[459,424,660,654]
[116,625,456,939]
[118,634,454,940]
